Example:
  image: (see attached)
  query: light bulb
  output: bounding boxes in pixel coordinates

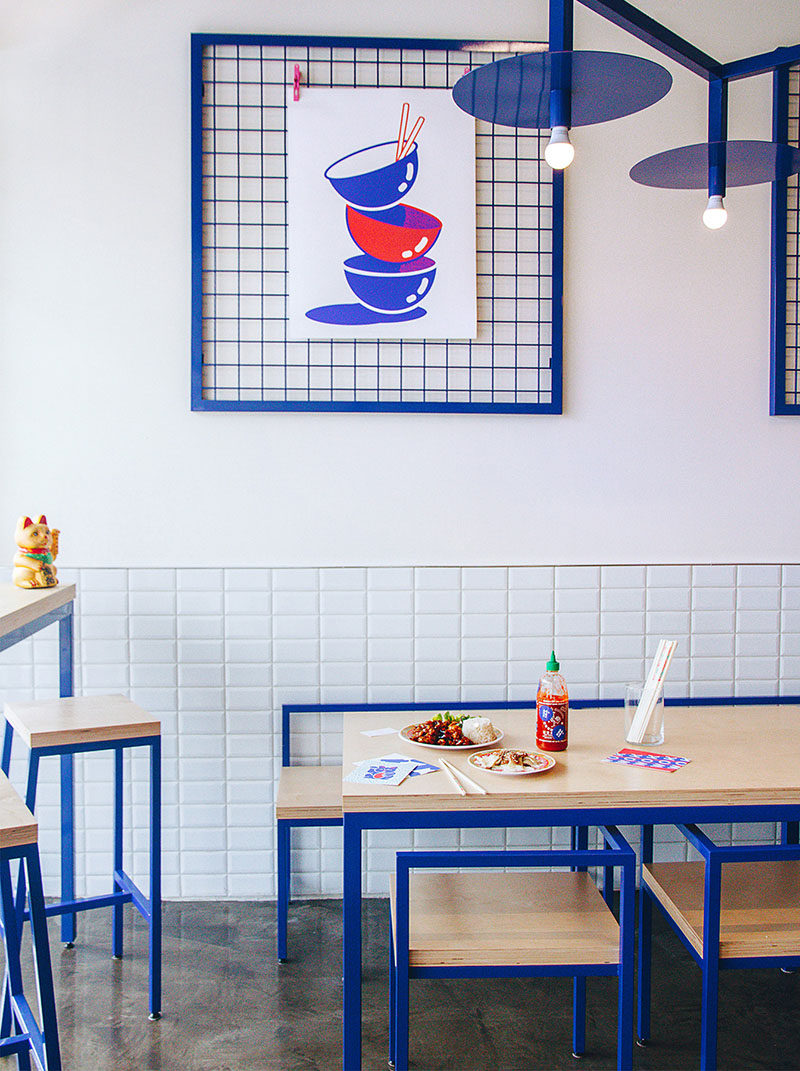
[544,126,574,170]
[702,194,727,230]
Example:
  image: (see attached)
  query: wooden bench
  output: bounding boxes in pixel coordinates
[275,698,548,962]
[639,822,800,1069]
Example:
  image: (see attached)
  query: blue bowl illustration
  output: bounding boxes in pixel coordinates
[343,254,436,313]
[325,141,419,210]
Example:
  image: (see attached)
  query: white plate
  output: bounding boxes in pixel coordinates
[398,724,504,750]
[468,749,556,776]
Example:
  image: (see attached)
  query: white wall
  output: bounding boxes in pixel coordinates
[0,0,797,569]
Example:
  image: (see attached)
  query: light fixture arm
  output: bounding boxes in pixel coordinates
[549,0,574,130]
[707,77,728,197]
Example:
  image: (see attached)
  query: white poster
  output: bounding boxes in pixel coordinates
[287,88,476,340]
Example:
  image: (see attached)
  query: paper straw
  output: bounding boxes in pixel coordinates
[400,115,425,158]
[629,640,675,742]
[440,757,487,795]
[627,639,676,743]
[395,102,409,161]
[439,760,466,796]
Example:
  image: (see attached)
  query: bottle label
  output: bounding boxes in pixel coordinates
[537,700,568,749]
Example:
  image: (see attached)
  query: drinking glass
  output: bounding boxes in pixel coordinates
[624,683,664,746]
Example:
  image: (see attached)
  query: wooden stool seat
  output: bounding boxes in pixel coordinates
[643,859,800,959]
[276,766,343,821]
[4,693,160,750]
[390,870,621,969]
[0,771,38,849]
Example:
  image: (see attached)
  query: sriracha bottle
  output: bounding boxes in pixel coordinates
[536,651,568,751]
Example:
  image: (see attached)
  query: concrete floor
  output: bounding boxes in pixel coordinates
[29,897,800,1070]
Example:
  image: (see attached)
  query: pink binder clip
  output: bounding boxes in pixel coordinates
[293,64,301,101]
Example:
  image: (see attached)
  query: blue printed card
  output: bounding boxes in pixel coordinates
[604,748,690,773]
[344,759,417,786]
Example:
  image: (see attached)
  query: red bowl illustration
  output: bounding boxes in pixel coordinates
[346,204,442,263]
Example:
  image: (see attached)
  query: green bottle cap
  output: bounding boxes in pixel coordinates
[547,650,559,672]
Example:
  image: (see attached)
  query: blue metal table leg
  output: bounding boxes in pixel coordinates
[1,721,12,777]
[637,824,653,1044]
[58,609,76,948]
[277,819,291,962]
[148,738,162,1021]
[342,815,362,1071]
[59,752,76,946]
[572,975,586,1056]
[112,747,124,959]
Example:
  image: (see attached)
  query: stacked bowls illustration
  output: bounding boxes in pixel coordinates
[306,108,442,326]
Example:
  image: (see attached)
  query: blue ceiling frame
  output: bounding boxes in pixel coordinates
[576,0,800,415]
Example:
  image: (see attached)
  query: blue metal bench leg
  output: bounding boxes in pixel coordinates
[699,855,721,1071]
[636,825,653,1045]
[393,859,410,1071]
[618,849,635,1071]
[572,976,586,1057]
[148,738,162,1021]
[112,748,124,959]
[388,936,396,1070]
[277,819,291,962]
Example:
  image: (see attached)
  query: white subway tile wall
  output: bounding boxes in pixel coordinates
[1,564,797,899]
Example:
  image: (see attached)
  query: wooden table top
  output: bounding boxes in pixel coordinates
[0,582,76,640]
[0,771,37,848]
[341,704,800,814]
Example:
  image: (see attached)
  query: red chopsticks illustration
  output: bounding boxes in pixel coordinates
[395,102,425,160]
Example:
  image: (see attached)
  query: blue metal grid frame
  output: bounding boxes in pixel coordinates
[390,828,636,1071]
[771,63,800,413]
[638,822,800,1069]
[190,33,563,414]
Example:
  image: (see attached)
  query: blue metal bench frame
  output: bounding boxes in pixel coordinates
[390,826,636,1071]
[638,821,800,1070]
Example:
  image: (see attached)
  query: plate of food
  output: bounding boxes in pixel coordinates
[468,748,556,775]
[399,713,503,750]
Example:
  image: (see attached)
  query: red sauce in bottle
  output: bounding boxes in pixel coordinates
[536,651,568,752]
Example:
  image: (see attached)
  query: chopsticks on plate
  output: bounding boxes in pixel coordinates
[440,757,487,795]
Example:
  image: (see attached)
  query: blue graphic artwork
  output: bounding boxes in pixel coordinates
[306,105,442,326]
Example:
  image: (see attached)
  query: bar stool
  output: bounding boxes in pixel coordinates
[0,771,61,1069]
[2,694,161,1020]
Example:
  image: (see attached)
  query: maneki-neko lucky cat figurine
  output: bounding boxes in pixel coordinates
[13,515,60,589]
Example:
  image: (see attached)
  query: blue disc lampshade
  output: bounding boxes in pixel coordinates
[630,140,800,188]
[452,50,672,129]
